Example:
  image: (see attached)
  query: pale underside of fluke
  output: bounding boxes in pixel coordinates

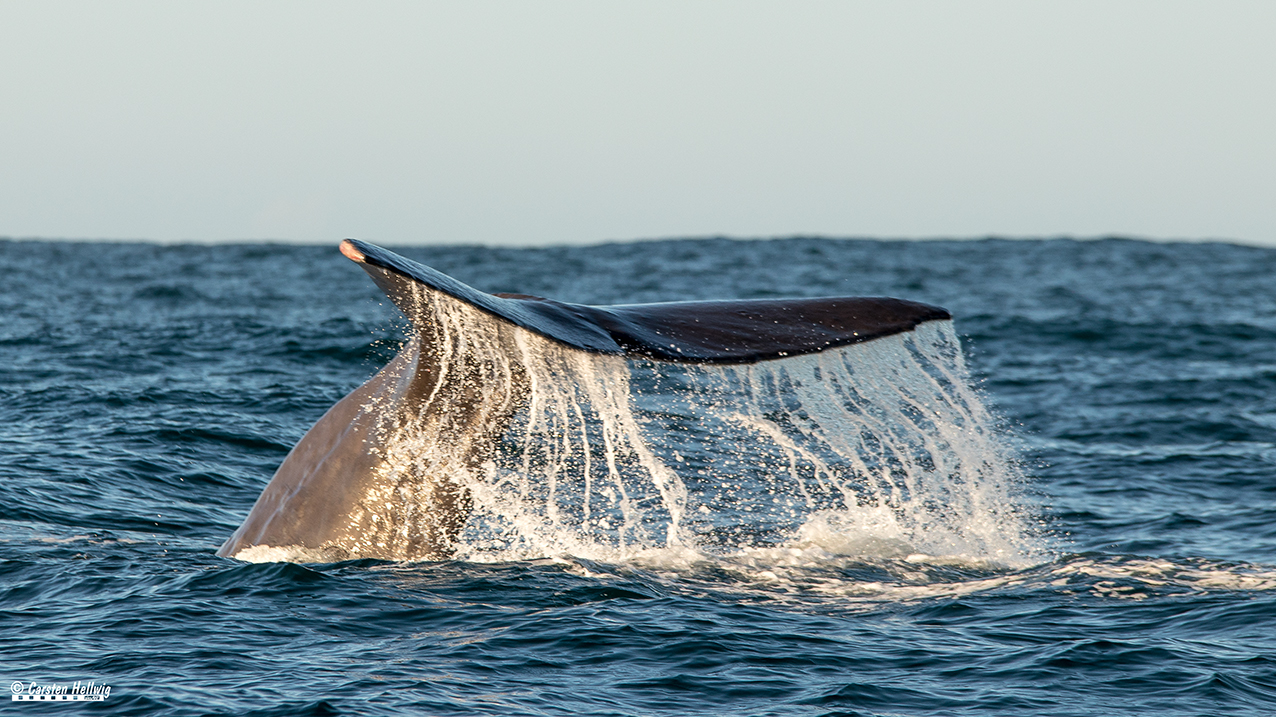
[217,239,952,562]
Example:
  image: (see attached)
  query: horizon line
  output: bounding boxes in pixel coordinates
[0,233,1264,250]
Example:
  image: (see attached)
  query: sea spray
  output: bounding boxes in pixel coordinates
[366,286,1032,565]
[456,327,689,560]
[665,321,1031,565]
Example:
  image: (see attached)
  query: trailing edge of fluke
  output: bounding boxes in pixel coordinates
[339,238,951,365]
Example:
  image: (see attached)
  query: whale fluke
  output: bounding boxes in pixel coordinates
[217,239,951,561]
[341,238,949,364]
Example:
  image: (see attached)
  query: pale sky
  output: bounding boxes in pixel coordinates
[2,1,1273,246]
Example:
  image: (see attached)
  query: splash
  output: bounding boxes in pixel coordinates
[654,321,1034,566]
[455,329,689,561]
[371,289,1034,566]
[237,284,1036,568]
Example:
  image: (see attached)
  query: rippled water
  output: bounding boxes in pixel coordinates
[3,237,1275,715]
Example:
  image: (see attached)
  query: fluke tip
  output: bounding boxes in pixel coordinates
[339,239,366,263]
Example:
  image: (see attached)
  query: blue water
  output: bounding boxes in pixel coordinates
[3,237,1276,715]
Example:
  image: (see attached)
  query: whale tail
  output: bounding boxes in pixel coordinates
[218,240,952,562]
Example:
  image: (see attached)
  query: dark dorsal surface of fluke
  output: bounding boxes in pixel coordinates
[217,239,952,562]
[345,238,950,364]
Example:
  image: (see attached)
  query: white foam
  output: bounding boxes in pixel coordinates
[232,544,337,564]
[1049,556,1276,596]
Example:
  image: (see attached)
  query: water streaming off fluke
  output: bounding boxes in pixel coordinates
[447,318,1029,566]
[226,241,1032,566]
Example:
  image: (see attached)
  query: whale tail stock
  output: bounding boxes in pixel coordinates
[216,239,951,561]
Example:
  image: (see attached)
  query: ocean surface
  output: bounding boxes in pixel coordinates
[3,236,1275,716]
